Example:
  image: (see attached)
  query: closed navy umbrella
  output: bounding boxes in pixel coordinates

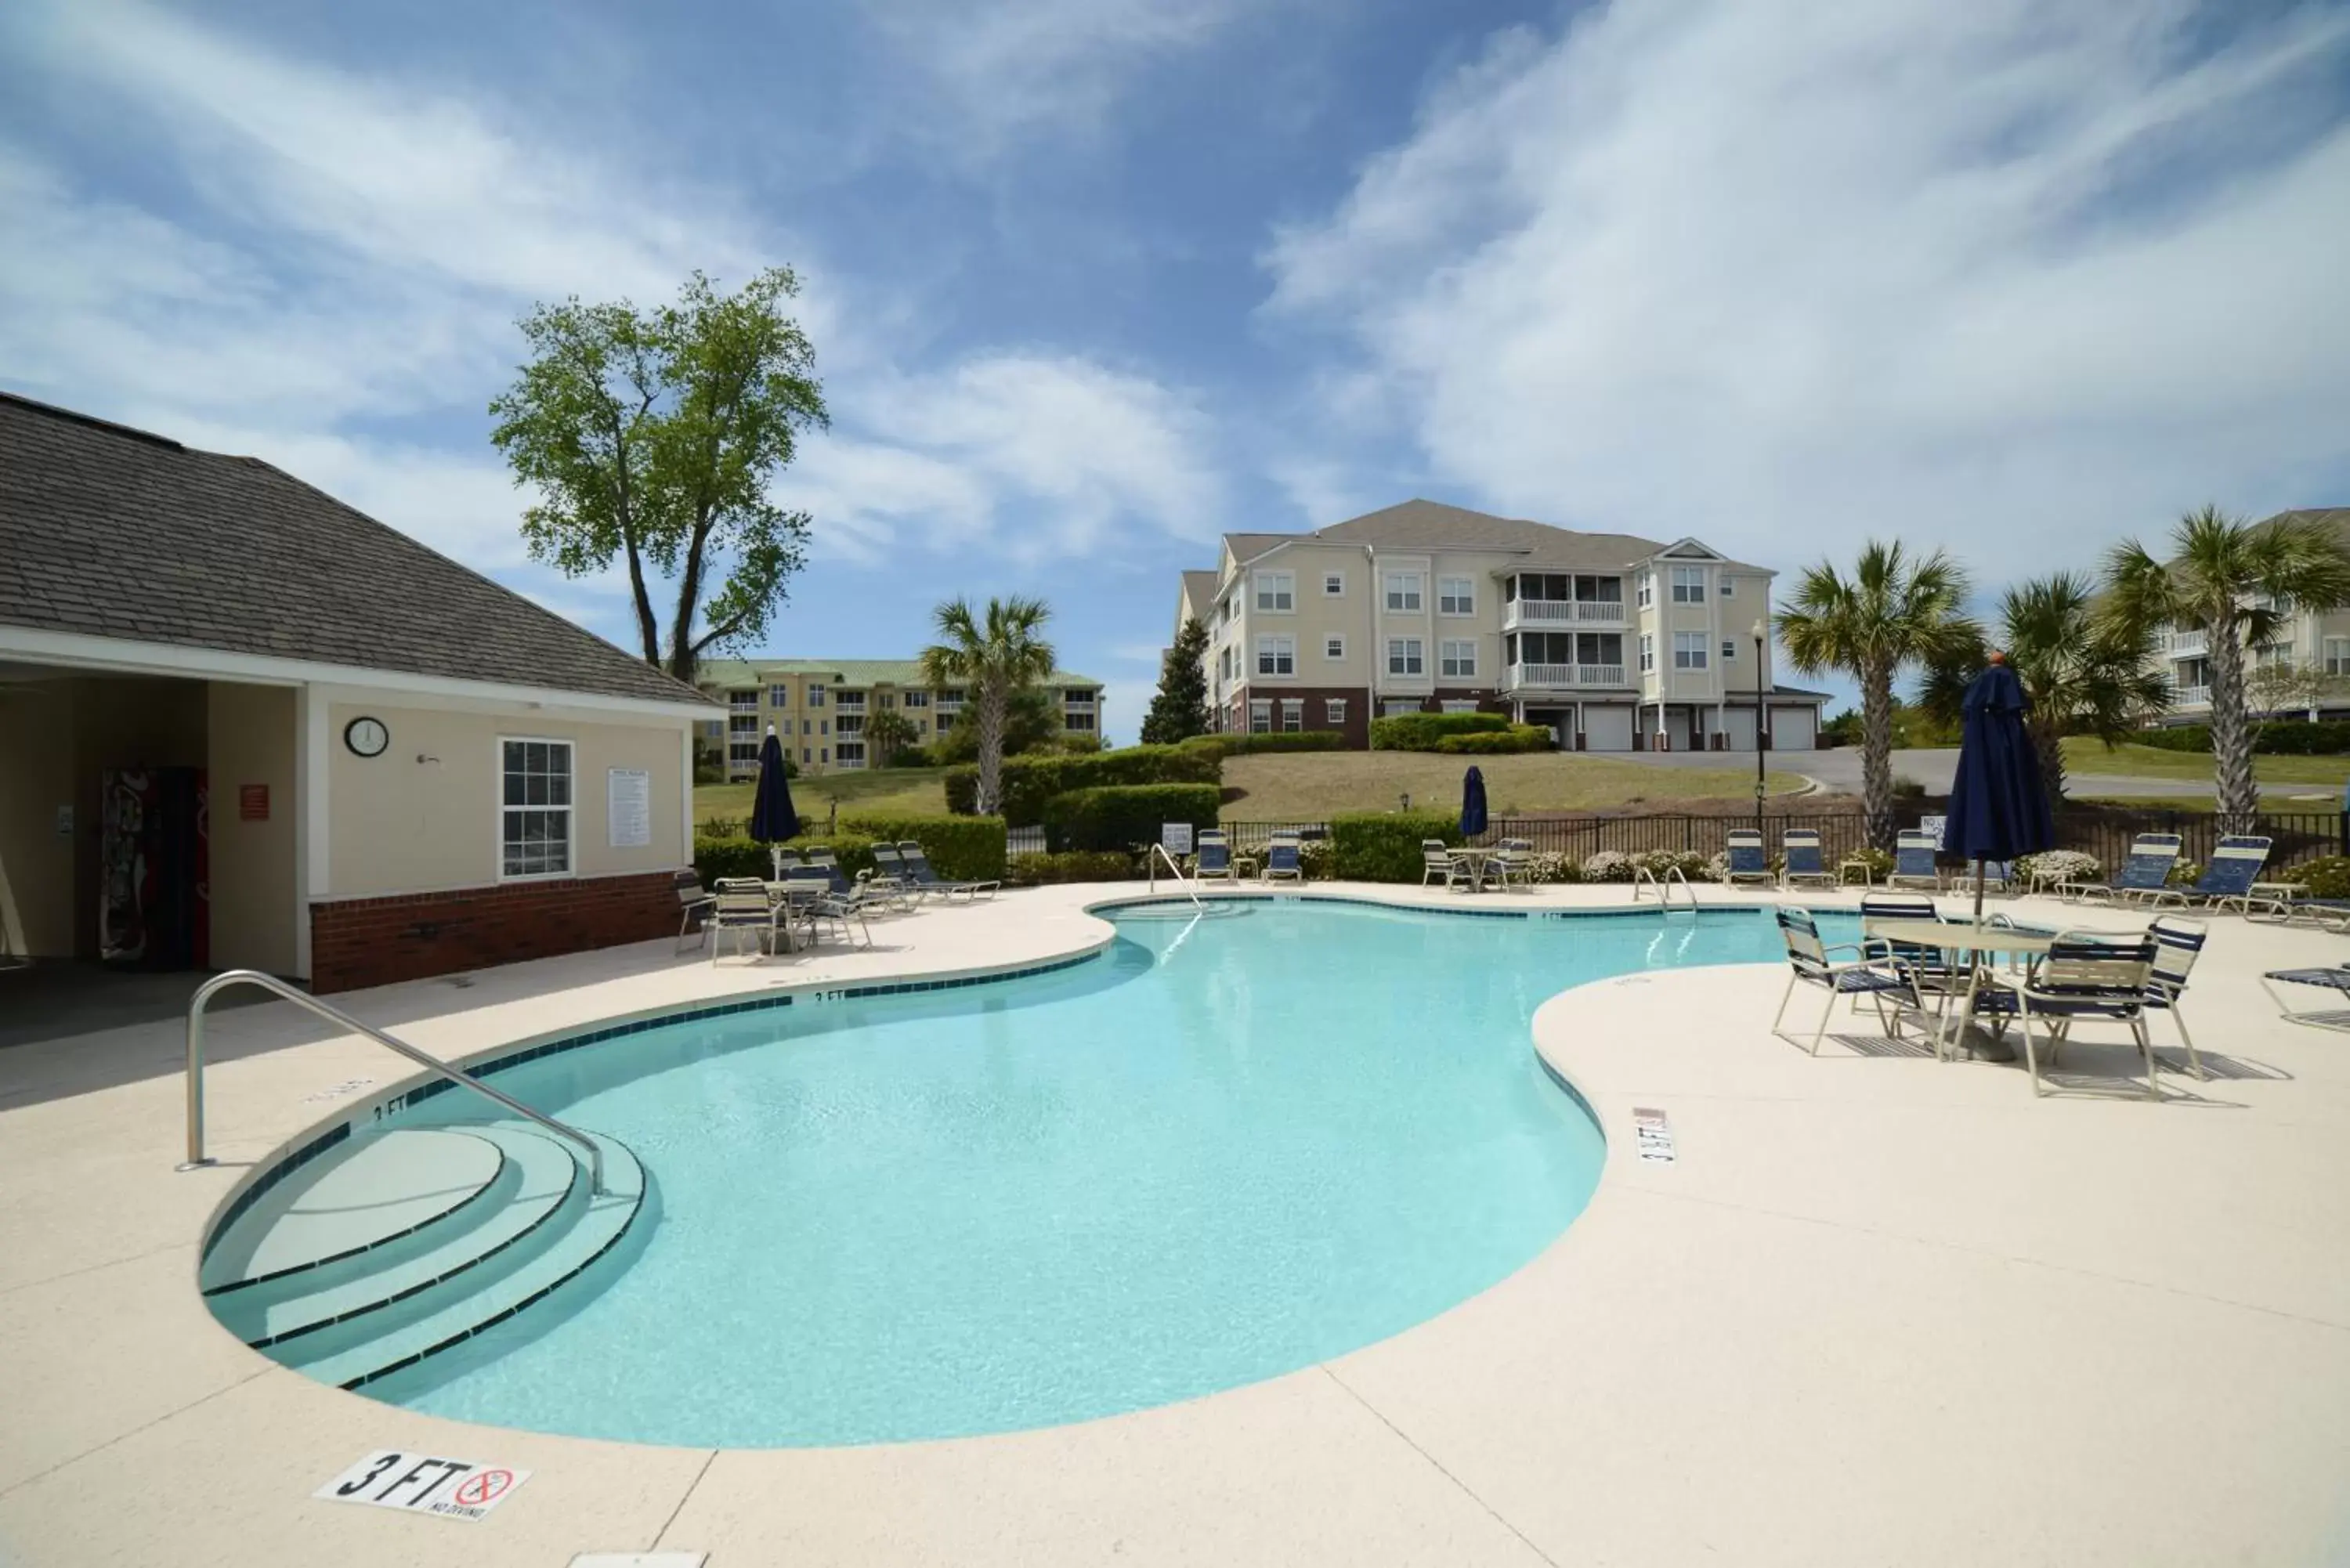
[1459,765,1489,840]
[749,726,800,874]
[1942,656,2056,919]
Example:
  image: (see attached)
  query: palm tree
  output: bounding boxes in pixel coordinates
[1777,541,1979,848]
[918,596,1057,815]
[2102,507,2350,823]
[1918,573,2171,804]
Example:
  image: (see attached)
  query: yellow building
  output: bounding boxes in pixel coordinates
[695,659,1104,777]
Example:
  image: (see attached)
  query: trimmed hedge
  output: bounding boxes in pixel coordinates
[1434,724,1554,755]
[945,744,1221,825]
[1369,711,1508,751]
[1040,783,1223,853]
[838,813,1008,882]
[2130,721,2350,755]
[693,833,877,885]
[1330,811,1462,882]
[1005,850,1141,885]
[1174,732,1347,760]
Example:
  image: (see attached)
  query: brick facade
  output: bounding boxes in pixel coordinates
[309,871,679,993]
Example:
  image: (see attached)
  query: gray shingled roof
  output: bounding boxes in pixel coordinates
[1217,498,1771,576]
[0,393,713,707]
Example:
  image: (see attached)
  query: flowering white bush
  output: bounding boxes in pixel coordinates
[1704,851,1732,883]
[1642,849,1715,883]
[2016,850,2099,889]
[1582,850,1637,883]
[1528,851,1580,884]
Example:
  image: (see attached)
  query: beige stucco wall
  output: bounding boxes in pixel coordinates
[327,703,685,899]
[207,682,297,975]
[0,679,77,957]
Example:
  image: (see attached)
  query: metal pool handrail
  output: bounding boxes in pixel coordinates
[179,969,606,1194]
[1147,843,1204,909]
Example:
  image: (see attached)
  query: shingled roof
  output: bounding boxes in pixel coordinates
[1217,498,1770,576]
[0,392,712,707]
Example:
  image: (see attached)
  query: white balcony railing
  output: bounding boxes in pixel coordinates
[2164,630,2208,657]
[1506,663,1629,689]
[727,692,759,710]
[2171,684,2211,707]
[1508,599,1627,626]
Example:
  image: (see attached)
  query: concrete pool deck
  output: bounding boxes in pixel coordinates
[2,882,2347,1566]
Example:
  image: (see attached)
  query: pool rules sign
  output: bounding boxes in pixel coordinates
[316,1450,532,1521]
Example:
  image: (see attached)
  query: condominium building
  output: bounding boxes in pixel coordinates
[1173,500,1828,750]
[694,659,1104,777]
[2150,508,2350,723]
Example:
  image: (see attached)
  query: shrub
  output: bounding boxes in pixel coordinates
[1582,850,1637,883]
[700,815,745,839]
[2287,854,2350,898]
[1369,711,1509,751]
[2127,721,2350,755]
[2016,849,2099,888]
[1176,731,1347,761]
[1844,847,1895,880]
[692,833,877,885]
[945,744,1221,824]
[1040,783,1223,853]
[1330,811,1462,881]
[838,813,1008,882]
[1528,850,1580,884]
[1641,849,1714,883]
[1005,850,1141,885]
[2167,858,2204,888]
[1434,724,1554,755]
[1298,838,1336,880]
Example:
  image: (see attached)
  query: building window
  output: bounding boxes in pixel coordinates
[1065,710,1097,732]
[1323,572,1344,597]
[902,691,930,708]
[835,741,867,767]
[499,739,573,879]
[1636,574,1654,609]
[1383,699,1421,717]
[837,714,866,735]
[1256,634,1296,676]
[1673,631,1709,669]
[1672,566,1706,604]
[1255,571,1296,612]
[1387,638,1425,676]
[1441,700,1479,714]
[820,719,830,735]
[1325,698,1347,724]
[1249,699,1273,734]
[807,686,825,706]
[801,747,811,763]
[728,688,758,710]
[1385,573,1423,612]
[1438,576,1475,616]
[729,740,759,764]
[767,685,791,706]
[1639,633,1655,673]
[1325,635,1345,660]
[1280,699,1303,732]
[2326,638,2350,675]
[1719,576,1735,598]
[836,689,866,710]
[1439,638,1477,678]
[1219,646,1233,679]
[821,747,830,764]
[729,714,757,735]
[1722,640,1737,662]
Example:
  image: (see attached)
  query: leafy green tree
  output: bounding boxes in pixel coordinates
[489,268,827,685]
[919,597,1057,815]
[928,684,1064,764]
[2102,507,2350,822]
[1777,541,1979,847]
[1918,573,2171,804]
[1140,617,1212,744]
[862,708,921,767]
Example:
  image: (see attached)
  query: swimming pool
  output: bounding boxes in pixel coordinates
[361,899,1802,1447]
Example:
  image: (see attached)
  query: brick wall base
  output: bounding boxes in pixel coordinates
[309,872,680,993]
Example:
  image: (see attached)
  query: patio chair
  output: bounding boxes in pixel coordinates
[2059,833,2181,903]
[1423,839,1471,890]
[1858,892,1966,1023]
[1983,930,2161,1099]
[2260,963,2350,1031]
[1770,905,1915,1055]
[869,843,920,901]
[2139,916,2207,1079]
[1886,829,1943,892]
[673,868,716,953]
[1488,837,1537,892]
[899,842,1000,901]
[1195,831,1236,881]
[2147,836,2274,915]
[768,844,804,880]
[1723,829,1773,887]
[1263,833,1304,883]
[1779,830,1834,891]
[783,865,873,948]
[708,877,784,965]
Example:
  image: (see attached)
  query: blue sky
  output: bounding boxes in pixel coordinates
[5,0,2349,735]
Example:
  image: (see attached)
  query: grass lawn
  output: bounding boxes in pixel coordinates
[695,766,950,829]
[2061,739,2350,787]
[1220,752,1805,820]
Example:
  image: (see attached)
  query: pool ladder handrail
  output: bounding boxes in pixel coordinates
[179,969,606,1194]
[1632,864,1698,913]
[1146,843,1204,909]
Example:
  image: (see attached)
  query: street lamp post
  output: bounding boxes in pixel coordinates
[1752,619,1769,836]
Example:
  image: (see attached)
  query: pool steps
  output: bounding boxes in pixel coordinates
[201,1121,645,1388]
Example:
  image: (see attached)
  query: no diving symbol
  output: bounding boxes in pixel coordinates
[454,1469,515,1508]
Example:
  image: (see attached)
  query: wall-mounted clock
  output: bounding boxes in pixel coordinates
[344,716,389,757]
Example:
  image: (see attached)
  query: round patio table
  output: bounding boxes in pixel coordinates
[1863,919,2066,1063]
[1447,847,1497,892]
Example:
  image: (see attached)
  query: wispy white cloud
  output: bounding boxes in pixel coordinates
[1264,0,2350,573]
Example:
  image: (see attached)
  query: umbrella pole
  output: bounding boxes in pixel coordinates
[1972,858,1986,922]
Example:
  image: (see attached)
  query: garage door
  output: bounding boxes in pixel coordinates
[1770,706,1817,750]
[1665,709,1693,751]
[1721,707,1759,750]
[1582,706,1635,751]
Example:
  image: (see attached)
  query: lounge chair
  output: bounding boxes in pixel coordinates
[1262,833,1303,883]
[2058,833,2181,903]
[898,841,999,901]
[811,848,906,916]
[1423,839,1471,890]
[1779,830,1834,890]
[1770,905,1914,1054]
[674,869,717,953]
[1979,931,2161,1099]
[1195,831,1236,881]
[2261,963,2350,1031]
[708,877,785,964]
[868,843,920,902]
[1722,829,1773,887]
[1886,830,1942,892]
[782,865,873,947]
[2148,835,2275,915]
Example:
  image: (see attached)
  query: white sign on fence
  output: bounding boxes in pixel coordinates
[315,1451,533,1522]
[1919,814,1947,850]
[1161,822,1195,855]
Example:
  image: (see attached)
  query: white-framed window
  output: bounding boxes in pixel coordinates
[821,746,830,763]
[801,747,812,763]
[1324,634,1346,660]
[807,685,826,706]
[767,684,791,706]
[820,718,830,735]
[1721,640,1737,662]
[834,741,866,768]
[1439,638,1477,678]
[2326,637,2350,675]
[1385,573,1423,612]
[730,740,759,764]
[1636,573,1654,609]
[499,738,573,880]
[728,688,757,710]
[1387,637,1425,676]
[1280,699,1303,733]
[835,689,866,710]
[1065,710,1097,732]
[728,713,757,735]
[1219,646,1233,678]
[1256,634,1296,676]
[1323,571,1345,597]
[1249,699,1273,734]
[1441,699,1479,714]
[1255,570,1296,612]
[1325,698,1347,724]
[1638,633,1655,672]
[1438,576,1475,616]
[1673,631,1709,669]
[836,713,866,735]
[1671,565,1706,604]
[902,690,930,708]
[1719,576,1736,598]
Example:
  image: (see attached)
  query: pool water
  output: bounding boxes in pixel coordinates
[375,900,1802,1447]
